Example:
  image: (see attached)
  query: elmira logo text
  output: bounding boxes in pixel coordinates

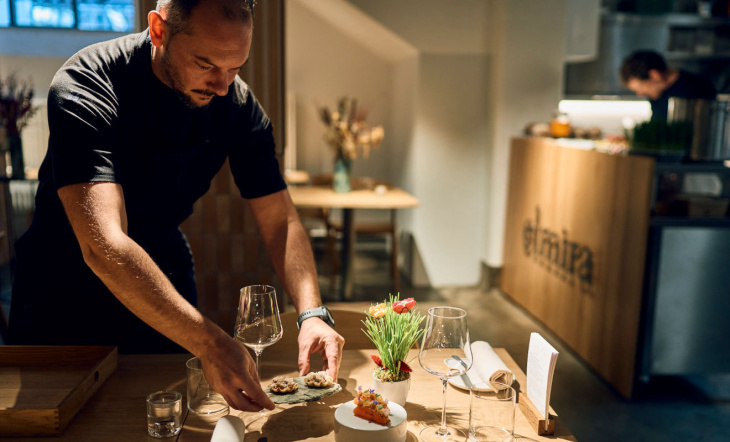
[522,207,593,285]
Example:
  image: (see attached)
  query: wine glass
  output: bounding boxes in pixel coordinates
[418,306,473,442]
[234,285,283,379]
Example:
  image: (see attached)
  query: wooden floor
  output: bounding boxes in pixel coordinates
[310,246,730,442]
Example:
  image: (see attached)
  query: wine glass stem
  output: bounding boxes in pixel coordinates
[255,350,262,379]
[439,377,448,436]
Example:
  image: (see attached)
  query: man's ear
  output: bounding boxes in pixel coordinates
[647,69,664,82]
[148,10,168,48]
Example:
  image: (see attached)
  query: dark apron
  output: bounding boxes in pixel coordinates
[8,223,197,354]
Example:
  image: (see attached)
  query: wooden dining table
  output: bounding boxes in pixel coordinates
[11,348,577,442]
[287,185,419,300]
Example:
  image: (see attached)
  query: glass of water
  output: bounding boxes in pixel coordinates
[146,390,182,438]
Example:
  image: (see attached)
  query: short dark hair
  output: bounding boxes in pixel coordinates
[620,50,668,83]
[156,0,256,37]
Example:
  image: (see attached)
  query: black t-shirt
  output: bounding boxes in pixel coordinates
[8,30,286,351]
[650,69,717,121]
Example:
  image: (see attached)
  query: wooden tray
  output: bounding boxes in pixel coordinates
[0,346,118,437]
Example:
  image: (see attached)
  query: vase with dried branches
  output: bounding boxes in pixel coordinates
[318,97,384,193]
[0,73,38,178]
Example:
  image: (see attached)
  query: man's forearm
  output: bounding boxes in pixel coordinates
[82,234,229,356]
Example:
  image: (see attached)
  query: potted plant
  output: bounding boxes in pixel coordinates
[0,73,38,178]
[362,295,425,406]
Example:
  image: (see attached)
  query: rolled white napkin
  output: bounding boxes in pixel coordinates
[457,341,514,391]
[210,415,246,442]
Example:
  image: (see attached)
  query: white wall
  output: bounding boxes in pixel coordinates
[287,0,570,286]
[347,0,491,55]
[286,0,400,183]
[348,0,570,277]
[484,0,568,268]
[410,53,490,286]
[342,0,493,286]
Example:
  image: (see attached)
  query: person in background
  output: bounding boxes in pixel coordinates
[620,50,717,121]
[8,0,343,412]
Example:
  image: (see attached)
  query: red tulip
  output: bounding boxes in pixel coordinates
[371,354,384,368]
[397,360,413,373]
[392,298,416,313]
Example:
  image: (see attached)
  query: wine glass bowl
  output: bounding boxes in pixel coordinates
[234,285,283,379]
[418,306,473,442]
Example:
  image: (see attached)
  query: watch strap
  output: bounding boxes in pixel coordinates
[297,307,335,329]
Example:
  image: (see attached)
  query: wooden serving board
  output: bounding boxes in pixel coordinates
[0,346,118,437]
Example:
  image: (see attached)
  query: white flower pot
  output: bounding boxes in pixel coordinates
[372,372,411,407]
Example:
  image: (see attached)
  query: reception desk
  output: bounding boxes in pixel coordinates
[500,138,655,398]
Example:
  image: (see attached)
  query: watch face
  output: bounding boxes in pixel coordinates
[317,307,334,326]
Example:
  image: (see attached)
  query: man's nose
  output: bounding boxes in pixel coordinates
[209,71,229,96]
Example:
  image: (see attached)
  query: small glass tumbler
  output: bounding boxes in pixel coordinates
[186,357,229,415]
[469,382,516,442]
[146,390,182,438]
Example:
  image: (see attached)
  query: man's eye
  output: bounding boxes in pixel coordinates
[196,63,211,71]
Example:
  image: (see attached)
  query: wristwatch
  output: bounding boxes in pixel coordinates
[297,306,335,329]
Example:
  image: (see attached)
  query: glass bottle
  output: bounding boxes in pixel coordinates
[550,110,572,138]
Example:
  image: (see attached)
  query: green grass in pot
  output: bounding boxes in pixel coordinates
[629,120,693,153]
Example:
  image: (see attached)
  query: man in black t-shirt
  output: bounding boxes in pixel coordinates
[8,0,343,412]
[620,50,717,121]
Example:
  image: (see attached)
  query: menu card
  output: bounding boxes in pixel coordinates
[526,333,559,427]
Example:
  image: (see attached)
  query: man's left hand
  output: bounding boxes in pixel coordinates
[297,317,345,380]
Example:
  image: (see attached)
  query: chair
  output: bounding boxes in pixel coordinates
[328,208,399,294]
[294,206,340,294]
[305,174,400,295]
[277,309,374,354]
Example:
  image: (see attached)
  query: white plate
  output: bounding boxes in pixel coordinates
[333,401,407,442]
[443,358,491,392]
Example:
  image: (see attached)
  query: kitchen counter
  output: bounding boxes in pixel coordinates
[500,137,654,398]
[500,137,730,398]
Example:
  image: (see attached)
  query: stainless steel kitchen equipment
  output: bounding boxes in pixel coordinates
[668,96,730,161]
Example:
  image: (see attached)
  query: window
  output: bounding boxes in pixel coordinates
[1,0,135,32]
[0,0,10,26]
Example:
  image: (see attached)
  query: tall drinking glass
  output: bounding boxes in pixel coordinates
[418,307,473,442]
[234,285,283,378]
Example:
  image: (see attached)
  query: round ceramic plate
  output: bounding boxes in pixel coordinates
[265,377,341,404]
[443,358,491,392]
[333,401,407,442]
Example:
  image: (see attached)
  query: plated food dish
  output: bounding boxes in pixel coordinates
[263,375,341,404]
[304,371,334,388]
[352,388,390,425]
[269,376,299,394]
[333,395,407,442]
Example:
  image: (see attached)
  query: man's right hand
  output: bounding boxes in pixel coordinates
[56,182,275,411]
[199,336,275,412]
